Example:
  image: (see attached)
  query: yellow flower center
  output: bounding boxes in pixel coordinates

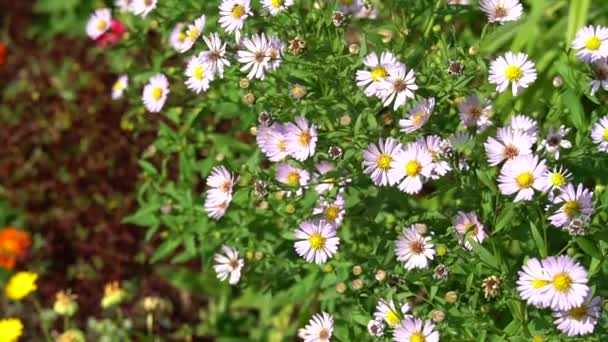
[410,332,426,342]
[325,206,340,221]
[568,306,588,321]
[113,81,123,91]
[532,279,549,289]
[271,0,282,8]
[341,0,354,4]
[308,233,326,250]
[377,154,392,170]
[298,130,311,146]
[504,65,523,82]
[515,172,534,188]
[463,222,479,236]
[152,87,163,101]
[278,139,286,152]
[585,36,602,51]
[287,171,300,185]
[96,19,107,31]
[552,273,572,293]
[194,65,204,80]
[405,160,422,177]
[177,32,187,43]
[371,67,388,81]
[231,4,246,18]
[550,173,566,187]
[187,27,199,41]
[385,310,401,326]
[411,111,426,126]
[563,200,581,218]
[603,128,608,141]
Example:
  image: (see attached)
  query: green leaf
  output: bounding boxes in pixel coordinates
[575,237,602,259]
[150,237,182,263]
[467,238,499,270]
[493,204,516,234]
[476,169,497,194]
[529,222,547,258]
[566,0,590,43]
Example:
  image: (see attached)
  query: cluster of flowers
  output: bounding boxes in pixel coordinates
[85,8,127,48]
[517,255,601,336]
[0,271,37,342]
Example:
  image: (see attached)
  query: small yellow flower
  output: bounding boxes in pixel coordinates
[56,329,85,342]
[53,290,78,317]
[101,281,126,309]
[6,271,38,301]
[0,318,23,342]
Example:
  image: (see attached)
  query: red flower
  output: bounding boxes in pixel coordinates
[0,227,31,269]
[95,20,126,49]
[0,42,6,65]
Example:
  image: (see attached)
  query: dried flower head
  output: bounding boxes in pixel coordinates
[288,36,306,55]
[290,83,307,99]
[258,111,273,125]
[333,11,347,27]
[328,145,343,160]
[433,264,449,280]
[54,290,79,317]
[482,275,502,299]
[447,60,465,76]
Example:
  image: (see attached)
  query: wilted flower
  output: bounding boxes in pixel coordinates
[367,319,385,337]
[54,290,79,317]
[290,83,307,99]
[101,281,127,308]
[288,36,306,55]
[482,275,502,299]
[332,11,347,27]
[56,329,86,342]
[447,60,464,76]
[433,264,449,280]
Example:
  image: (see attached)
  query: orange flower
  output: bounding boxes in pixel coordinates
[0,42,6,65]
[0,227,31,269]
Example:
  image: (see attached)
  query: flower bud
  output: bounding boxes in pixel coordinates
[54,290,78,317]
[375,270,386,282]
[351,278,363,290]
[101,281,126,309]
[239,78,250,89]
[352,265,362,275]
[336,282,346,293]
[348,43,360,55]
[431,310,446,323]
[445,291,458,304]
[243,93,255,105]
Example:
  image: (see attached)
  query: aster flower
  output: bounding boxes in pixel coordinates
[262,0,294,16]
[479,0,523,24]
[219,0,252,37]
[537,126,571,160]
[142,73,169,113]
[356,51,398,96]
[237,34,271,80]
[591,116,608,152]
[516,257,550,308]
[417,135,452,179]
[179,15,206,53]
[399,97,434,133]
[111,75,128,100]
[276,163,310,196]
[484,126,533,166]
[206,166,238,203]
[378,63,418,110]
[453,211,487,250]
[395,225,435,270]
[257,123,289,162]
[552,294,602,337]
[200,33,231,78]
[312,161,338,194]
[374,299,411,328]
[213,245,244,285]
[571,25,608,63]
[301,312,334,342]
[458,95,493,131]
[389,142,434,194]
[362,138,403,186]
[266,35,284,71]
[539,166,571,196]
[285,116,317,161]
[589,59,608,95]
[116,0,135,12]
[185,55,214,93]
[313,194,345,228]
[86,8,111,40]
[394,317,440,342]
[168,23,187,51]
[489,52,537,96]
[204,196,231,220]
[338,0,362,14]
[508,114,537,142]
[132,0,157,17]
[294,220,339,264]
[548,184,594,230]
[541,255,589,311]
[498,154,547,202]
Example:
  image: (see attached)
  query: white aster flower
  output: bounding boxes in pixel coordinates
[86,8,112,40]
[374,299,411,328]
[312,194,345,228]
[378,63,418,110]
[169,23,187,51]
[395,225,435,270]
[489,52,537,96]
[312,161,337,194]
[394,317,440,342]
[200,33,231,78]
[537,126,571,160]
[257,123,289,162]
[132,0,157,17]
[484,126,533,166]
[294,220,339,264]
[591,116,608,152]
[458,95,493,131]
[498,154,547,202]
[179,15,206,53]
[111,74,128,100]
[142,73,169,113]
[509,114,537,142]
[516,257,551,308]
[213,245,244,285]
[552,294,602,337]
[219,0,252,37]
[116,0,135,12]
[479,0,523,24]
[337,0,362,14]
[356,51,398,97]
[572,25,608,63]
[237,33,271,80]
[448,0,471,4]
[301,312,333,342]
[204,196,230,220]
[285,116,317,161]
[266,35,284,71]
[389,142,434,194]
[362,138,403,186]
[185,55,214,94]
[276,162,310,196]
[453,211,487,250]
[399,97,434,133]
[548,183,594,230]
[262,0,294,16]
[206,166,238,203]
[541,255,589,311]
[589,59,608,95]
[417,135,452,179]
[539,166,571,195]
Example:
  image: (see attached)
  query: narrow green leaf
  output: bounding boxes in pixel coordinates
[494,204,516,234]
[575,237,602,259]
[529,222,547,258]
[468,238,499,270]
